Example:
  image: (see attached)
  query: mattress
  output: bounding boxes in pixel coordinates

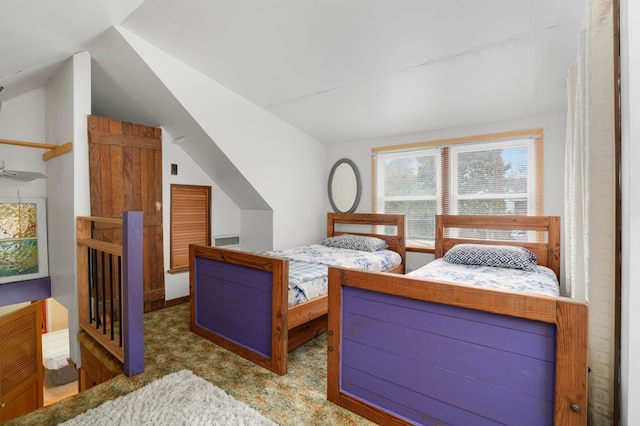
[265,244,403,306]
[407,258,560,297]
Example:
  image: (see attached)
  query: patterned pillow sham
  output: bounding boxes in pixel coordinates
[321,234,389,252]
[442,244,538,271]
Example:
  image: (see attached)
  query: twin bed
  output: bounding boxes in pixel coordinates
[189,213,406,375]
[189,212,588,424]
[327,215,589,425]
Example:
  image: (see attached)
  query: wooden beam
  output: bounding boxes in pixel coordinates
[42,141,73,160]
[0,138,73,161]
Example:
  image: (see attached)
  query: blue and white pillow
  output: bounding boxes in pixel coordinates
[442,244,538,271]
[321,234,389,252]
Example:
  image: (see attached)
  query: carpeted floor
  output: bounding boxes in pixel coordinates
[6,303,373,426]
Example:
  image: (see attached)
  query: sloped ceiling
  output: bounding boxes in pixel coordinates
[117,0,587,143]
[0,0,146,102]
[89,27,270,210]
[1,0,586,144]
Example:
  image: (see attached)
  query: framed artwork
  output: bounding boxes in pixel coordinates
[0,198,49,284]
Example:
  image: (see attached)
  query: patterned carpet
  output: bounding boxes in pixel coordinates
[7,303,373,426]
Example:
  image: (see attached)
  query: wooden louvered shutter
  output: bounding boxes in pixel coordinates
[170,184,211,272]
[0,301,43,423]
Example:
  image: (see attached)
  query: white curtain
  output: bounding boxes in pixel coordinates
[564,0,615,424]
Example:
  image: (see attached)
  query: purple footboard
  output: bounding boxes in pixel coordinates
[192,257,273,356]
[327,267,589,426]
[189,245,289,374]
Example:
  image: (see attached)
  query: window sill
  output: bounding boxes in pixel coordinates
[168,267,189,274]
[406,240,435,254]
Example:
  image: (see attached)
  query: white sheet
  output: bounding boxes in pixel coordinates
[407,258,560,297]
[42,328,70,370]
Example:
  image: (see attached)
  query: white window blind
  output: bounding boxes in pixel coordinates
[449,138,536,216]
[376,149,441,241]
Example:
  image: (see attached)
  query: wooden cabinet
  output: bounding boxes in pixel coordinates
[0,301,43,423]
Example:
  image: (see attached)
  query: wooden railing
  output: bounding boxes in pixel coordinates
[76,212,144,376]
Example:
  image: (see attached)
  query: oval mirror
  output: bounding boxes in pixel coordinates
[328,158,361,213]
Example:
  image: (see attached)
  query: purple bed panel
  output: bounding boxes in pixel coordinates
[193,257,273,357]
[340,286,556,426]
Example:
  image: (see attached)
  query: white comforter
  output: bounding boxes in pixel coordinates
[407,258,559,297]
[264,244,402,306]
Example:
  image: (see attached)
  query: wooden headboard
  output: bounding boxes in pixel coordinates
[434,215,561,279]
[327,213,406,266]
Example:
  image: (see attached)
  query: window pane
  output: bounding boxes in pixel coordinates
[457,197,528,216]
[385,200,437,240]
[457,146,528,195]
[446,226,513,241]
[503,146,529,193]
[383,154,437,197]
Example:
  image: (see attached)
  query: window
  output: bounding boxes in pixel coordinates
[375,149,441,242]
[373,129,543,247]
[170,184,211,272]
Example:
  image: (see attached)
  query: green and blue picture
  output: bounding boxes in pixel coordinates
[0,199,48,283]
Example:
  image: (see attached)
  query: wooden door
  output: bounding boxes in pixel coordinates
[88,115,165,312]
[0,302,43,423]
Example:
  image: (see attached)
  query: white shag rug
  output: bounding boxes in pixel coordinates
[60,370,277,425]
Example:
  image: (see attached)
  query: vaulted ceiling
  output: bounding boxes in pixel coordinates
[0,0,586,144]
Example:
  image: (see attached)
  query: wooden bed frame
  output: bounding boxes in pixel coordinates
[327,215,588,425]
[189,212,406,375]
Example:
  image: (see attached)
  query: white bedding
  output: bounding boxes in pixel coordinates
[407,258,560,297]
[264,244,403,306]
[42,328,71,370]
[266,244,402,271]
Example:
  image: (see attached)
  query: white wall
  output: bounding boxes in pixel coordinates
[0,92,48,313]
[0,89,47,200]
[620,0,638,424]
[241,210,274,253]
[0,302,29,317]
[162,133,241,301]
[328,111,567,271]
[44,51,92,365]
